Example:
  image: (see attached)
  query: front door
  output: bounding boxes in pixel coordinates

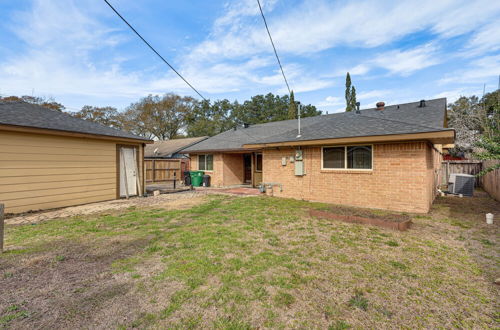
[120,147,138,197]
[243,154,252,183]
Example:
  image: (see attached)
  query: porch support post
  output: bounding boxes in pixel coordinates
[251,153,255,187]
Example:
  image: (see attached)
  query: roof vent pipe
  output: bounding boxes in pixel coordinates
[296,101,302,138]
[376,101,385,110]
[419,99,426,107]
[355,102,361,114]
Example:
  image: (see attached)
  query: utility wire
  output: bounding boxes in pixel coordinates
[256,0,291,95]
[103,0,207,101]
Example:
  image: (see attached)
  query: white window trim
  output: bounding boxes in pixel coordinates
[198,154,214,172]
[321,145,373,171]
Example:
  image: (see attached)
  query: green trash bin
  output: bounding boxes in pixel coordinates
[190,171,204,187]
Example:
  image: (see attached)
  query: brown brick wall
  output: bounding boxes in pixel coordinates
[426,144,443,208]
[262,142,437,213]
[222,153,244,186]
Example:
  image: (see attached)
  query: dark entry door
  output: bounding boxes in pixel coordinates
[243,154,252,183]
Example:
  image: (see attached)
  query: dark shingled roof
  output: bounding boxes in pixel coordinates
[0,101,150,141]
[145,136,208,158]
[183,98,451,152]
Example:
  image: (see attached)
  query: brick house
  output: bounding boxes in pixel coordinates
[182,98,454,213]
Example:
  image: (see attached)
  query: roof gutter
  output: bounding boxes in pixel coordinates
[179,147,262,154]
[243,130,455,148]
[0,123,154,144]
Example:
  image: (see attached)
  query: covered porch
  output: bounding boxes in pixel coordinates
[191,151,263,188]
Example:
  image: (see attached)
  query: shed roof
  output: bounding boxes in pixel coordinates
[0,101,151,142]
[183,98,451,152]
[145,136,208,158]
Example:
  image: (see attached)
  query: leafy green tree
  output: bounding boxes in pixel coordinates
[474,89,500,175]
[232,93,288,124]
[474,135,500,176]
[288,90,296,119]
[72,105,122,129]
[122,93,196,140]
[232,93,321,125]
[185,92,321,136]
[480,89,500,140]
[448,95,484,155]
[186,99,236,137]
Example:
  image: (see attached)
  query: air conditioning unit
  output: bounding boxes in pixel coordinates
[448,173,475,196]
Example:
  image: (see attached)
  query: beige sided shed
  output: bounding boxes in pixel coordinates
[0,101,153,214]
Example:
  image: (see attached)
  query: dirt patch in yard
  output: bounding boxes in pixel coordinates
[0,236,183,329]
[310,208,412,231]
[318,204,412,222]
[5,191,208,226]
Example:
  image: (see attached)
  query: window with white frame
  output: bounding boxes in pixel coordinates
[322,145,372,169]
[198,154,213,171]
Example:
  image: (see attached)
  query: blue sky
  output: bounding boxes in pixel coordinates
[0,0,499,113]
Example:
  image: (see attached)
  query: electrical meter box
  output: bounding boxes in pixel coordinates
[295,160,305,176]
[281,157,287,166]
[295,150,303,161]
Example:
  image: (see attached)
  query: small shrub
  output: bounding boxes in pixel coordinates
[55,255,65,262]
[348,290,368,311]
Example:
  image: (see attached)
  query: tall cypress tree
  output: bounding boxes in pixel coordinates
[288,90,297,119]
[345,73,352,111]
[345,72,357,112]
[350,86,357,111]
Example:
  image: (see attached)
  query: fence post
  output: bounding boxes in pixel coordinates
[0,203,4,253]
[173,171,176,189]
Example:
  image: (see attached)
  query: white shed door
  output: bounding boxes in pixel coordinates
[120,147,138,197]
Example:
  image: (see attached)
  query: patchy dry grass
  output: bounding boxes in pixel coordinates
[1,192,499,329]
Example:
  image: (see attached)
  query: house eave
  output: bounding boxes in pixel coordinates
[180,148,262,154]
[243,130,455,148]
[0,123,154,144]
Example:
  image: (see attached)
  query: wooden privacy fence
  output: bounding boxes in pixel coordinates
[440,160,482,187]
[145,159,184,183]
[482,160,500,201]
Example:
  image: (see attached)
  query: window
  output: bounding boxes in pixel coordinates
[322,145,372,170]
[322,147,344,169]
[347,146,372,169]
[198,154,213,171]
[255,153,263,172]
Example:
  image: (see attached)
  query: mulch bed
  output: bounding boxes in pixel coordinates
[310,206,412,231]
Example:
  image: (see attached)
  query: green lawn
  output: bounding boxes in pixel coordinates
[1,193,499,329]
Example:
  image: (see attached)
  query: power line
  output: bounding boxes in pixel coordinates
[103,0,207,101]
[256,0,291,95]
